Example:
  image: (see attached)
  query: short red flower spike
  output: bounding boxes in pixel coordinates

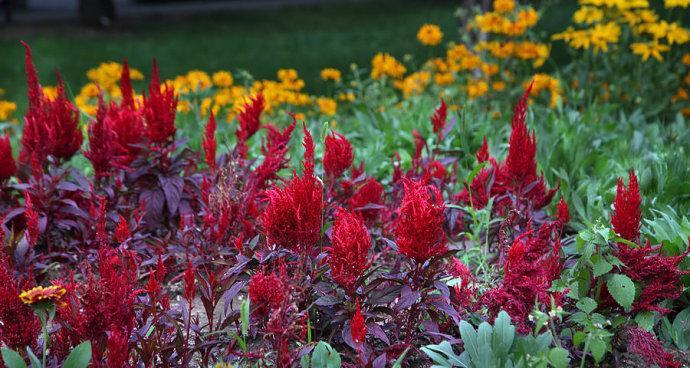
[557,197,570,225]
[324,131,354,179]
[248,270,285,317]
[329,208,371,292]
[431,98,447,142]
[349,178,384,224]
[203,112,217,174]
[0,132,17,181]
[394,180,447,263]
[626,327,680,368]
[24,193,40,247]
[236,94,265,142]
[611,170,642,243]
[115,214,131,243]
[476,137,490,163]
[350,301,367,344]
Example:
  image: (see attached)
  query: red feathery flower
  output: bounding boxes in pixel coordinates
[324,131,354,179]
[431,98,447,141]
[504,84,537,187]
[95,196,108,247]
[236,94,265,142]
[0,132,16,181]
[476,137,490,163]
[451,258,477,310]
[115,214,131,243]
[105,326,130,368]
[0,255,40,350]
[120,60,135,110]
[611,170,642,243]
[183,260,195,301]
[203,112,217,174]
[394,180,447,263]
[250,121,296,192]
[329,208,371,292]
[262,125,322,252]
[350,301,367,344]
[86,97,119,178]
[248,270,285,317]
[143,60,177,145]
[50,73,83,161]
[557,197,570,225]
[24,193,40,247]
[349,178,384,224]
[107,103,144,165]
[626,327,680,368]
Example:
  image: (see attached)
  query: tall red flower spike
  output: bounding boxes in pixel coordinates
[85,96,117,179]
[120,59,135,110]
[323,131,354,179]
[329,208,371,292]
[350,301,367,344]
[394,180,447,263]
[476,137,490,163]
[143,60,177,145]
[0,132,17,181]
[203,112,217,174]
[349,177,384,224]
[115,214,131,243]
[302,122,315,177]
[24,193,40,247]
[183,260,195,301]
[611,170,642,243]
[236,94,265,142]
[505,82,537,187]
[248,269,285,317]
[557,197,570,225]
[431,98,447,142]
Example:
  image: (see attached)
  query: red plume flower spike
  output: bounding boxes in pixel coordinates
[0,255,40,350]
[431,98,447,142]
[143,60,177,145]
[323,131,354,179]
[203,112,217,174]
[476,137,490,163]
[115,214,131,243]
[50,72,83,161]
[350,301,367,344]
[0,132,17,181]
[557,197,570,225]
[505,84,537,187]
[85,96,117,179]
[183,260,195,301]
[394,180,447,263]
[302,122,315,177]
[611,170,642,243]
[626,327,680,368]
[236,94,265,142]
[24,193,40,247]
[349,178,384,225]
[120,60,135,110]
[329,208,371,292]
[248,269,285,317]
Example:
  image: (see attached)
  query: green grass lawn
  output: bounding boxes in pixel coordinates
[0,0,458,113]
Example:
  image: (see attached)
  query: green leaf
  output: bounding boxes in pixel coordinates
[25,347,40,368]
[634,311,655,331]
[606,274,635,311]
[589,338,607,363]
[1,348,28,368]
[311,341,341,368]
[492,311,515,355]
[63,341,92,368]
[672,307,690,350]
[548,347,570,368]
[392,348,410,368]
[592,258,612,277]
[576,297,597,314]
[241,298,250,338]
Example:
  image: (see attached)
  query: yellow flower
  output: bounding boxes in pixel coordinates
[513,42,550,67]
[186,70,212,92]
[371,53,406,79]
[337,92,356,102]
[177,100,191,113]
[294,112,306,121]
[631,41,670,61]
[212,71,234,87]
[475,12,510,34]
[394,71,431,97]
[42,86,59,101]
[417,24,443,46]
[277,69,299,82]
[672,88,688,102]
[316,97,337,116]
[666,23,690,45]
[320,68,342,82]
[492,81,506,91]
[434,73,454,86]
[665,0,690,8]
[467,79,489,98]
[517,9,539,28]
[0,100,17,121]
[493,0,515,14]
[19,285,66,306]
[573,6,604,24]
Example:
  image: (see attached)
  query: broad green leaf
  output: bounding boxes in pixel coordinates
[672,307,690,350]
[576,297,597,314]
[311,341,340,368]
[63,341,92,368]
[592,258,612,277]
[606,274,635,311]
[634,311,655,331]
[589,338,607,363]
[1,348,28,368]
[548,347,570,368]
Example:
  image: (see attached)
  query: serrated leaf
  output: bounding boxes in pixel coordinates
[576,297,597,314]
[548,347,570,368]
[607,274,635,310]
[589,338,607,363]
[592,258,612,277]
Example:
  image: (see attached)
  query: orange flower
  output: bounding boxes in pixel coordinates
[19,285,66,306]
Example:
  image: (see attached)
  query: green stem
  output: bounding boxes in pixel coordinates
[41,314,48,368]
[579,334,591,368]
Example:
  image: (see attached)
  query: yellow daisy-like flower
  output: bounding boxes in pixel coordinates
[573,6,604,24]
[0,100,17,121]
[320,68,342,82]
[467,79,489,99]
[316,97,337,116]
[493,0,515,14]
[19,285,66,306]
[417,24,444,46]
[665,0,690,8]
[371,53,406,80]
[212,71,234,87]
[631,41,670,61]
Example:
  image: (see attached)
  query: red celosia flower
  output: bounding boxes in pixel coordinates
[115,214,131,243]
[19,42,83,166]
[183,260,195,301]
[504,84,537,187]
[0,255,40,350]
[323,131,354,179]
[349,177,384,224]
[476,137,490,163]
[249,121,296,193]
[350,301,367,344]
[107,104,144,166]
[105,326,131,368]
[394,180,447,263]
[120,60,135,110]
[626,327,680,368]
[451,258,477,310]
[261,125,322,252]
[483,224,562,333]
[248,270,285,317]
[412,129,425,166]
[236,94,265,142]
[611,170,642,243]
[329,208,371,292]
[431,98,447,142]
[95,196,108,247]
[24,193,40,247]
[203,112,217,174]
[557,197,570,225]
[143,60,177,145]
[86,97,119,179]
[0,132,16,181]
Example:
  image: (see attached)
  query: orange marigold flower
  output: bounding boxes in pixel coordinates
[19,285,66,305]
